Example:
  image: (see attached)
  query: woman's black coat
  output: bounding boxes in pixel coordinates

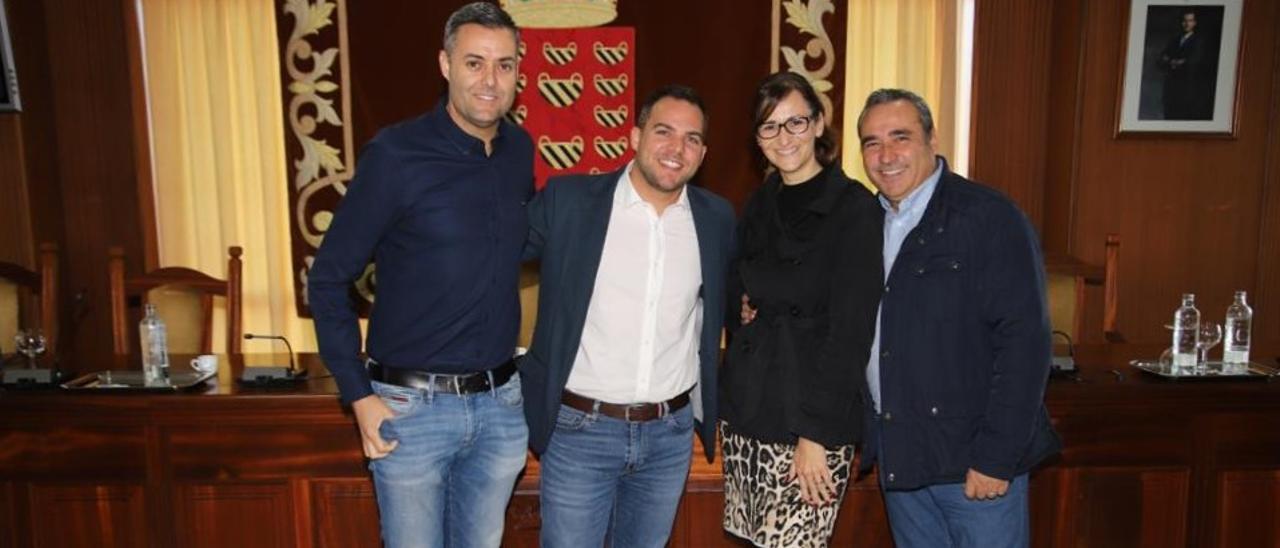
[719,164,883,447]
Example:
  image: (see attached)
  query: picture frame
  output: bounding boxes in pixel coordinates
[0,0,19,112]
[1116,0,1243,136]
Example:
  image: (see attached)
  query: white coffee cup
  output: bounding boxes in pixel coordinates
[191,354,218,374]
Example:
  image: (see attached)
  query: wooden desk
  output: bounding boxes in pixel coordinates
[2,350,1278,547]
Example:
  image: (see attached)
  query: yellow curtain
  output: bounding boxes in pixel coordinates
[141,0,317,353]
[842,0,959,186]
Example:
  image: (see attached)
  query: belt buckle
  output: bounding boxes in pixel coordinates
[623,404,634,422]
[450,375,461,394]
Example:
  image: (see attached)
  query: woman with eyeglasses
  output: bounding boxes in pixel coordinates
[719,71,882,547]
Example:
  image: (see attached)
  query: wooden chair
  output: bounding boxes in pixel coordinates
[108,246,243,356]
[0,243,60,359]
[1045,234,1121,343]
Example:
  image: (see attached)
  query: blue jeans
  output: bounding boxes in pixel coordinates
[882,473,1030,548]
[538,403,695,548]
[370,375,528,548]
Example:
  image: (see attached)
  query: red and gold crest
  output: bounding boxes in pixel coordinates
[511,28,635,188]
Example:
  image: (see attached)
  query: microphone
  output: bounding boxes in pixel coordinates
[240,333,306,384]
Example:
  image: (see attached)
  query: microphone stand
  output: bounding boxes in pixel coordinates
[241,333,306,384]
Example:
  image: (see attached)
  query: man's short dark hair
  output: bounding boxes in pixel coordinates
[443,2,519,54]
[636,84,709,139]
[857,88,935,139]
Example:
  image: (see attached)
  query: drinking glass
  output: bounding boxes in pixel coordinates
[14,329,47,368]
[1196,321,1223,373]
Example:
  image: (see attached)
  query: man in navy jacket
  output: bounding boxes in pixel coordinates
[521,85,736,547]
[856,89,1060,547]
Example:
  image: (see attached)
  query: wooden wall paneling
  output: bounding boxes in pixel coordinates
[830,475,893,548]
[27,484,148,548]
[173,482,295,548]
[1029,468,1066,548]
[0,482,21,548]
[1203,409,1280,466]
[1052,409,1194,467]
[1254,0,1280,361]
[1047,396,1197,542]
[40,0,150,369]
[1,0,64,269]
[1046,467,1190,548]
[5,0,69,360]
[0,426,147,481]
[309,479,379,548]
[0,117,34,265]
[1202,412,1280,544]
[121,0,157,273]
[1067,0,1277,348]
[667,495,691,547]
[3,375,1279,547]
[7,0,64,250]
[504,493,541,547]
[167,425,366,479]
[1216,470,1280,547]
[675,491,739,548]
[1043,0,1088,255]
[970,0,1055,227]
[146,423,177,548]
[291,479,314,548]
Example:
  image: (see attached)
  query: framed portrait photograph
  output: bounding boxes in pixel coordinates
[0,0,19,112]
[1117,0,1243,136]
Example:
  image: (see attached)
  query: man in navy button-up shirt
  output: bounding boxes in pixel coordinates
[856,89,1060,548]
[308,4,532,546]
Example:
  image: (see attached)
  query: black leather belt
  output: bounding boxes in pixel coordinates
[561,390,691,422]
[369,359,516,395]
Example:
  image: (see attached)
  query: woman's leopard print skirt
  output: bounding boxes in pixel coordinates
[720,421,855,548]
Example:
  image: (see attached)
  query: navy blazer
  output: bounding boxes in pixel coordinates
[521,168,736,461]
[861,161,1061,490]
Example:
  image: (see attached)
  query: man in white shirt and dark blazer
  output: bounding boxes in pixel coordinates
[520,84,736,548]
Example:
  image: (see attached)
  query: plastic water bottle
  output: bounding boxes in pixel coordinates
[1171,294,1199,374]
[139,304,170,384]
[1224,291,1252,366]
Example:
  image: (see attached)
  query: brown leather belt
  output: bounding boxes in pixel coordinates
[560,390,691,422]
[369,359,516,395]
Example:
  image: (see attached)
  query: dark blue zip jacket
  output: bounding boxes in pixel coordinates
[861,162,1061,490]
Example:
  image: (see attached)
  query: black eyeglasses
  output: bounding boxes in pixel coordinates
[756,115,813,139]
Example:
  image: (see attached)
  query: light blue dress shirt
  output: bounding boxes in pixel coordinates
[866,159,943,411]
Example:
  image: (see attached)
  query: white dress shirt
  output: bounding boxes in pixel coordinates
[565,163,703,404]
